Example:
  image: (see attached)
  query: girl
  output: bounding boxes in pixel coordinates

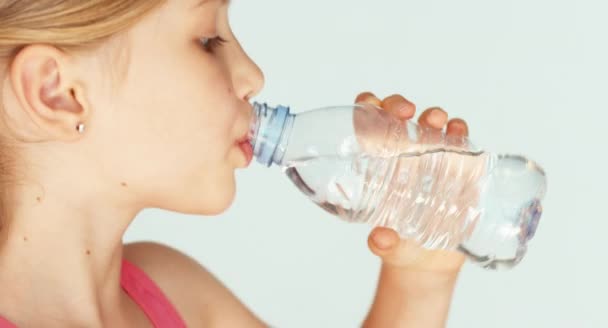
[0,0,471,327]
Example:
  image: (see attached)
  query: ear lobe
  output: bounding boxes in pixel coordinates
[9,45,87,140]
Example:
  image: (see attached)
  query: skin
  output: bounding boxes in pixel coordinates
[0,0,470,327]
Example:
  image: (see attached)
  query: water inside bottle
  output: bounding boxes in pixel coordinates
[284,149,546,268]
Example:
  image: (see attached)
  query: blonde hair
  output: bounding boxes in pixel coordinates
[0,0,166,226]
[0,1,166,58]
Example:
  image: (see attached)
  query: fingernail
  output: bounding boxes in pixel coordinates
[429,108,447,124]
[432,107,447,116]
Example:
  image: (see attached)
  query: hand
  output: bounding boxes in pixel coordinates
[354,92,469,276]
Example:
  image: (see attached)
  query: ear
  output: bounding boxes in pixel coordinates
[8,45,89,141]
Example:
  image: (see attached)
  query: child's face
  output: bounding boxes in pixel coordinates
[88,0,263,214]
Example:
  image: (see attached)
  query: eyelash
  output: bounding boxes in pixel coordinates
[199,36,227,52]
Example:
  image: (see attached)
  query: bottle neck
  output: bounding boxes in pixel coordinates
[249,102,295,167]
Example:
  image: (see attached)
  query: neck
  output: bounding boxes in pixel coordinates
[0,165,143,326]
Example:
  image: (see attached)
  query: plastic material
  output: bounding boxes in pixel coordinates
[249,102,547,270]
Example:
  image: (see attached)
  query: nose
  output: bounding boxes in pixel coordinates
[231,47,265,102]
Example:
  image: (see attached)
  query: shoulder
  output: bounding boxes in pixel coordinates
[123,241,267,327]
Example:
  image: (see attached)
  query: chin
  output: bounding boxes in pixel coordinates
[199,190,236,216]
[155,165,240,216]
[176,176,237,216]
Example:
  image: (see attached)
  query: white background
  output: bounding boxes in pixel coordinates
[125,0,607,327]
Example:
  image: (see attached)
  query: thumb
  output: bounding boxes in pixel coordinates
[368,227,426,268]
[368,227,400,256]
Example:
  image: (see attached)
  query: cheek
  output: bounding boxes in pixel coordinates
[95,45,239,186]
[127,49,235,147]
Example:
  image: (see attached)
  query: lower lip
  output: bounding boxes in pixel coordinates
[237,141,254,166]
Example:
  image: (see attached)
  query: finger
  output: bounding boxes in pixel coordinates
[368,228,425,267]
[445,118,469,148]
[418,107,448,130]
[446,118,469,137]
[381,94,416,120]
[355,92,382,108]
[368,227,466,270]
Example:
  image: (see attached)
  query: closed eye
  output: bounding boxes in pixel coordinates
[199,36,228,52]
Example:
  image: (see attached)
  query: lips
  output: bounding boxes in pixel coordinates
[236,134,253,166]
[236,134,251,144]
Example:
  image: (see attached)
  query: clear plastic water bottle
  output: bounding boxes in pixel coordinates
[249,102,547,270]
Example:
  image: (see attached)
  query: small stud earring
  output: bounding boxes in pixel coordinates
[76,123,85,134]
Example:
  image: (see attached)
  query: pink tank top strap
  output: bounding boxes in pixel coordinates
[0,260,186,328]
[120,259,187,328]
[0,316,16,328]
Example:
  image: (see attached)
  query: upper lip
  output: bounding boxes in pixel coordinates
[236,106,254,144]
